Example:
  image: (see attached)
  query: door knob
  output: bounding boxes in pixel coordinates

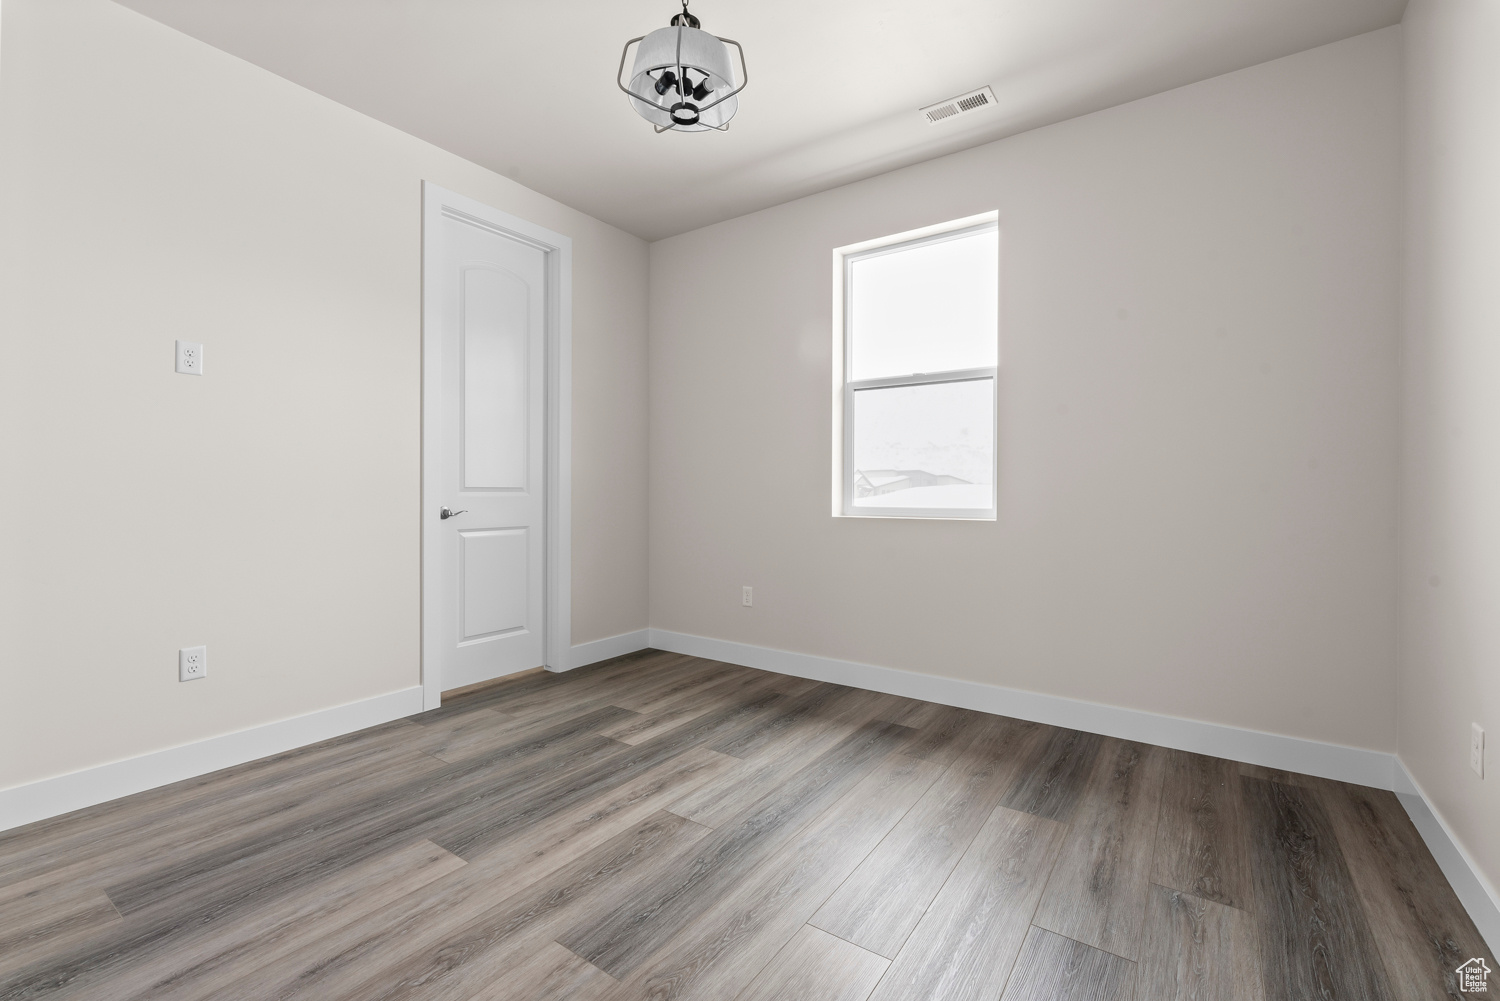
[440,507,467,520]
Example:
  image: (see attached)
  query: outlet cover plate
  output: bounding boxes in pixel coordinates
[179,645,207,682]
[175,340,204,375]
[1472,723,1485,778]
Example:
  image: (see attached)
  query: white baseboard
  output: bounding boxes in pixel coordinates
[558,629,651,672]
[1394,761,1500,951]
[0,686,424,835]
[649,629,1395,788]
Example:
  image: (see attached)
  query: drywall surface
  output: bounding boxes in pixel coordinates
[0,0,647,791]
[1400,0,1500,904]
[649,29,1401,752]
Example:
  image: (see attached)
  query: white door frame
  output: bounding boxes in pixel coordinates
[421,182,572,710]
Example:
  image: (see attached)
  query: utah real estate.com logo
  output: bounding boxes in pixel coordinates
[1458,957,1491,993]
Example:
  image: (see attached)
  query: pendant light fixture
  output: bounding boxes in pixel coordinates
[617,1,747,133]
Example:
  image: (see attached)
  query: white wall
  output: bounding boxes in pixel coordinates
[650,28,1401,752]
[1401,0,1500,906]
[0,0,648,793]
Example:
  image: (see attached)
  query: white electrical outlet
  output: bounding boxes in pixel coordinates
[1472,723,1485,778]
[742,586,753,607]
[179,645,207,682]
[175,340,204,375]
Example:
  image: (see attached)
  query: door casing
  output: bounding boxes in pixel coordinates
[421,182,572,710]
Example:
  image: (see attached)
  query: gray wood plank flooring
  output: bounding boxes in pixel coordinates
[1000,925,1136,1001]
[1031,738,1166,960]
[734,926,888,1001]
[558,720,912,978]
[0,649,1490,1001]
[810,715,1042,958]
[1317,777,1490,1001]
[1136,882,1261,1001]
[865,804,1066,1001]
[1151,748,1253,909]
[599,751,941,1001]
[1242,776,1399,1001]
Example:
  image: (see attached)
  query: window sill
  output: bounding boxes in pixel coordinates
[836,509,996,521]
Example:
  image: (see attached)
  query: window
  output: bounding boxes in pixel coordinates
[836,216,999,518]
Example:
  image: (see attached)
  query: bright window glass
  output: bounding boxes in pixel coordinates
[841,220,998,518]
[849,229,998,381]
[852,379,994,510]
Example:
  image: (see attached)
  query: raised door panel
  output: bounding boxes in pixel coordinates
[461,266,530,492]
[459,528,530,642]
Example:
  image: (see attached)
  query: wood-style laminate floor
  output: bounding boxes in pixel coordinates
[1,650,1492,1000]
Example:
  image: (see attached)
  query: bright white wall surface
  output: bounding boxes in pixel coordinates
[0,0,647,792]
[650,29,1402,752]
[1401,0,1500,905]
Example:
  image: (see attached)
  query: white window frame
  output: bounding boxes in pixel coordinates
[832,213,999,520]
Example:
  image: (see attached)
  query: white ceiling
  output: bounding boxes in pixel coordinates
[114,0,1406,241]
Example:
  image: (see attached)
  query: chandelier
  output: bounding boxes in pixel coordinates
[617,2,747,133]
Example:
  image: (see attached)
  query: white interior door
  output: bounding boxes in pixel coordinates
[426,195,549,695]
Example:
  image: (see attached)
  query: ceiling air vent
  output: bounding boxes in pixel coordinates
[920,86,996,125]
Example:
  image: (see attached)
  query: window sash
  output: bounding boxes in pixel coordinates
[841,369,997,518]
[840,221,999,520]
